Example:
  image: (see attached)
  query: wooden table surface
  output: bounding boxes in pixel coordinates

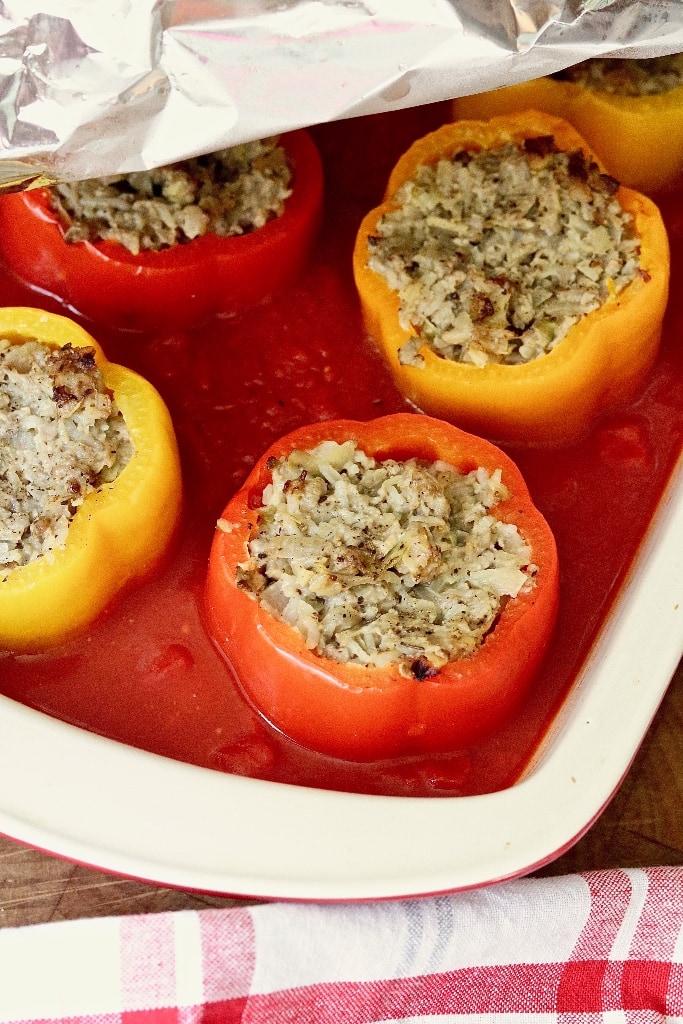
[1,656,681,930]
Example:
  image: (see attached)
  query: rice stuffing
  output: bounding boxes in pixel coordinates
[0,339,133,574]
[367,138,641,368]
[234,440,536,678]
[50,137,292,256]
[554,54,683,97]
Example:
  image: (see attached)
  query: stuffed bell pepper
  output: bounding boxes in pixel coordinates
[0,132,323,330]
[0,307,182,651]
[206,413,559,761]
[452,54,683,195]
[352,111,670,447]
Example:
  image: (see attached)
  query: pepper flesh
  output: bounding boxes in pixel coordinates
[0,307,182,651]
[0,131,323,330]
[352,111,670,448]
[205,413,559,761]
[452,77,683,195]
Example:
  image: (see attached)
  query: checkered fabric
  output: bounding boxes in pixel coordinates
[1,867,683,1022]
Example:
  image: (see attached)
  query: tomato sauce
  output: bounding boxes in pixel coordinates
[1,104,681,798]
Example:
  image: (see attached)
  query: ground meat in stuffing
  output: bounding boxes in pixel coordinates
[233,440,536,676]
[50,137,292,256]
[0,339,133,574]
[554,54,683,97]
[367,138,640,368]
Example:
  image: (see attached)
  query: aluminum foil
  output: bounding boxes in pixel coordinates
[1,0,682,190]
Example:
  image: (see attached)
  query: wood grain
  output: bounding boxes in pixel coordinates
[536,654,683,876]
[0,657,681,928]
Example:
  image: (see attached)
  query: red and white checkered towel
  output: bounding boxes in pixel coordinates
[2,867,683,1023]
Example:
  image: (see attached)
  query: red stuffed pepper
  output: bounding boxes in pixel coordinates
[0,131,323,330]
[206,413,559,761]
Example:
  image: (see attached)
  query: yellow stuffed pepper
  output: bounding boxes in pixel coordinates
[0,307,182,651]
[452,55,683,195]
[352,111,670,447]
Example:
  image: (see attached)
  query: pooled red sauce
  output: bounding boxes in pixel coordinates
[1,104,682,798]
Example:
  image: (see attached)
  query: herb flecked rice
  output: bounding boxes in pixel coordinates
[555,54,683,97]
[50,137,292,256]
[0,340,132,574]
[234,440,536,678]
[367,138,640,369]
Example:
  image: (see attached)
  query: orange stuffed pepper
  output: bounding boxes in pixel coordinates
[353,111,670,447]
[206,413,559,761]
[452,54,683,195]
